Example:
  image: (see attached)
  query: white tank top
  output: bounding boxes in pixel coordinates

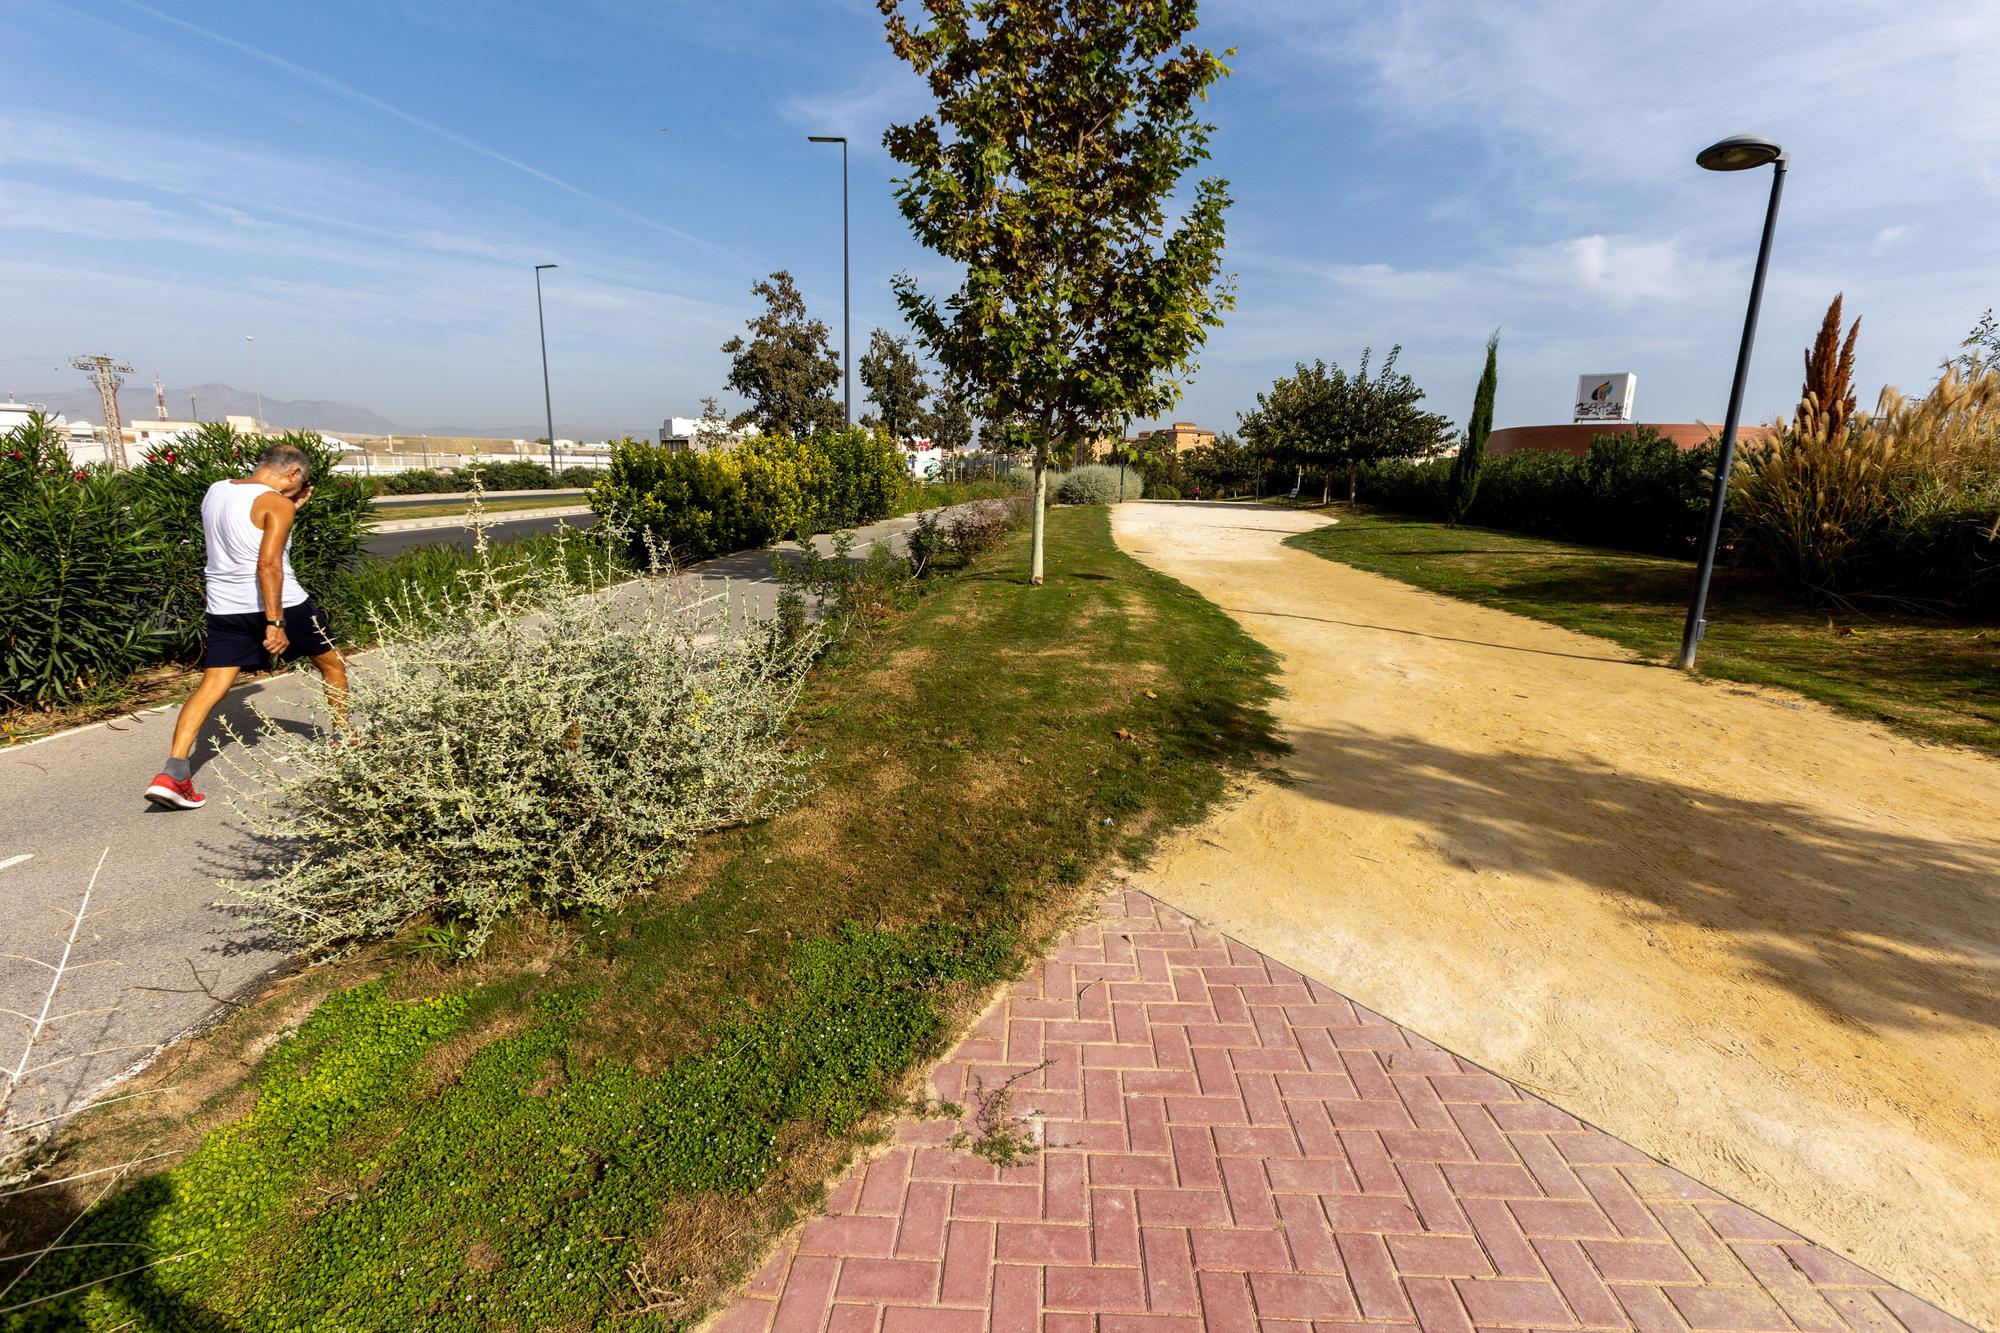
[202,479,308,615]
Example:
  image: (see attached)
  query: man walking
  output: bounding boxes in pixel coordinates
[143,444,346,810]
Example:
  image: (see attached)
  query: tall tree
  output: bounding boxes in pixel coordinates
[1447,331,1499,527]
[928,375,976,477]
[1797,293,1860,444]
[859,329,933,442]
[1239,349,1451,504]
[878,0,1235,584]
[721,271,843,440]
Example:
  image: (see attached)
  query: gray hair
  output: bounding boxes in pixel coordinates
[255,443,313,479]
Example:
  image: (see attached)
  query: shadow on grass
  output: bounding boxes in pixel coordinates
[1279,723,2000,1033]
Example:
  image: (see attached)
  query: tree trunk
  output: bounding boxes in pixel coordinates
[1029,461,1048,586]
[1321,470,1331,506]
[1348,461,1358,504]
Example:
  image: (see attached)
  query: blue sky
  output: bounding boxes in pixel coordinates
[3,0,1996,438]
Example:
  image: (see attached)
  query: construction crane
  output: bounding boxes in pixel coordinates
[70,354,133,468]
[153,371,167,420]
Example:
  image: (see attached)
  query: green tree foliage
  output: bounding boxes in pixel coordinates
[1945,308,1997,380]
[927,376,977,478]
[877,0,1235,583]
[859,329,933,442]
[722,271,844,440]
[1448,331,1499,526]
[1240,347,1452,504]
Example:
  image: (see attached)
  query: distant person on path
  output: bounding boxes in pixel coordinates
[144,445,346,810]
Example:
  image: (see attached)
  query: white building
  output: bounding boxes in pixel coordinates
[658,415,758,454]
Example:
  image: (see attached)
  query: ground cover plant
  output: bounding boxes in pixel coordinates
[4,505,1282,1328]
[1287,509,2000,754]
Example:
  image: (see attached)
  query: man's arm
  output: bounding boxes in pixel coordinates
[253,492,297,653]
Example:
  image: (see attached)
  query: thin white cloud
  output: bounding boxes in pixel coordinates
[94,0,751,268]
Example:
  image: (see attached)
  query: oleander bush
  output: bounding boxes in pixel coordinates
[0,416,371,710]
[220,529,818,956]
[592,428,905,565]
[1056,463,1142,505]
[0,416,169,707]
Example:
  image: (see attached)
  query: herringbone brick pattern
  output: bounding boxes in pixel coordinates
[712,890,1972,1333]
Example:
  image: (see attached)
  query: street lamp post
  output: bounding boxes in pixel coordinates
[535,264,559,479]
[245,335,264,430]
[807,135,851,426]
[1677,134,1788,671]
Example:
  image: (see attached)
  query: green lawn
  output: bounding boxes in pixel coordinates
[1285,509,2000,756]
[11,506,1281,1330]
[369,493,592,520]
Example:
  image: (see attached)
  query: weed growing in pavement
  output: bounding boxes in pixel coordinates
[219,517,819,958]
[949,1060,1054,1167]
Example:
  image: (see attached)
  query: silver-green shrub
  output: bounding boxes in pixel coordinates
[1056,463,1141,505]
[219,524,817,956]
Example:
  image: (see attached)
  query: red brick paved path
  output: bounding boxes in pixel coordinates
[713,890,1972,1333]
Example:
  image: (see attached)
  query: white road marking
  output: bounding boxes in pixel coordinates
[0,853,33,871]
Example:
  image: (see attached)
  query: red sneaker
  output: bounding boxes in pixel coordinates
[143,773,207,810]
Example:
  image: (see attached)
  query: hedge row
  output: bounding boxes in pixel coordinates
[369,461,601,494]
[592,429,906,564]
[1356,428,1717,557]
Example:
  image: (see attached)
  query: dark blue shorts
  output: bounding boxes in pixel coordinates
[203,599,338,670]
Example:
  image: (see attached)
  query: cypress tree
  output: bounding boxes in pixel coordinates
[1448,330,1499,527]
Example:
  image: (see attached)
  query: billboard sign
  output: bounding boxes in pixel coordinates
[1573,373,1637,423]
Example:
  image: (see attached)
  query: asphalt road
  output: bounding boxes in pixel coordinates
[0,506,961,1128]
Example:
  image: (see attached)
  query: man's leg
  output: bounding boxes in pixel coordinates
[169,667,241,762]
[309,649,349,735]
[145,666,239,809]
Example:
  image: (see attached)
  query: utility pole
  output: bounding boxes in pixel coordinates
[807,135,852,425]
[189,393,198,422]
[69,354,133,468]
[245,335,265,430]
[535,264,559,479]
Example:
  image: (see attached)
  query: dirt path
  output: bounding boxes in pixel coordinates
[1111,501,2000,1327]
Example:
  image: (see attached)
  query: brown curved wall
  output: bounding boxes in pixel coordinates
[1487,422,1775,457]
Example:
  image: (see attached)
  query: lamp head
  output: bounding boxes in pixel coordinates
[807,135,847,144]
[1696,134,1786,172]
[536,263,558,271]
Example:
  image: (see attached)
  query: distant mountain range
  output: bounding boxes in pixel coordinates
[8,379,648,441]
[12,382,400,435]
